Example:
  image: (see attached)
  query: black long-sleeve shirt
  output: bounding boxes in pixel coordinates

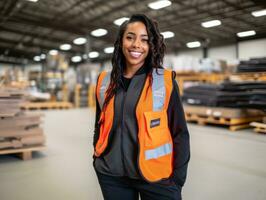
[93,67,190,187]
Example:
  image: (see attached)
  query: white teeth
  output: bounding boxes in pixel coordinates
[129,51,142,58]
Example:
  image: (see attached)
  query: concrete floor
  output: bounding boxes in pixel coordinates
[0,108,266,200]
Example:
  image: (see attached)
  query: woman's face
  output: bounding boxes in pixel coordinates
[122,21,149,69]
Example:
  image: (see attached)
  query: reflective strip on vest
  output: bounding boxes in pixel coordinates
[145,143,172,160]
[152,69,165,111]
[99,72,111,109]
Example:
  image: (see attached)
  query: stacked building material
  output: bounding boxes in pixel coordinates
[184,104,264,131]
[79,86,89,107]
[250,117,266,134]
[0,88,25,117]
[184,104,263,119]
[0,88,45,150]
[74,84,90,107]
[182,81,266,110]
[237,57,266,72]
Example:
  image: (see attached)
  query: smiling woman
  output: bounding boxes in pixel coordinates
[92,14,190,200]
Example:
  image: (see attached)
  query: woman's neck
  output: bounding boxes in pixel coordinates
[123,63,143,78]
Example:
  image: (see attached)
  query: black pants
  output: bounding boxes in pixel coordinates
[96,172,182,200]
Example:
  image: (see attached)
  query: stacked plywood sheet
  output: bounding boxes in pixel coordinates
[0,88,45,151]
[0,88,26,117]
[182,81,266,111]
[237,57,266,73]
[184,104,265,131]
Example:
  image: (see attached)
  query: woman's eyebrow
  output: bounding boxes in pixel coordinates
[126,32,148,37]
[126,32,136,35]
[141,34,148,37]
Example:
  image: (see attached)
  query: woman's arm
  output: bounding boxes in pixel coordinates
[93,75,101,148]
[93,96,101,148]
[167,73,190,187]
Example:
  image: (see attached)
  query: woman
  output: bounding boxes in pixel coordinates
[93,14,190,200]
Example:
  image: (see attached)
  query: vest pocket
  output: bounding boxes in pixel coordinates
[143,109,171,148]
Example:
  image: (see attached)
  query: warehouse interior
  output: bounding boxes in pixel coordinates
[0,0,266,200]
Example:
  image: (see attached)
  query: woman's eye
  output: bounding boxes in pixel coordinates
[126,36,133,40]
[142,39,148,43]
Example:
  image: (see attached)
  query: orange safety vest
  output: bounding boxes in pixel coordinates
[95,68,173,182]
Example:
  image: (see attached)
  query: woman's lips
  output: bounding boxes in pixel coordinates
[129,51,142,58]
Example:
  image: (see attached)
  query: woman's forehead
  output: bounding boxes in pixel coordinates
[125,22,148,35]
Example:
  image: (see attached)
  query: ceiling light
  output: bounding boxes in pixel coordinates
[33,56,41,61]
[104,47,114,54]
[60,44,72,51]
[161,31,175,39]
[251,9,266,17]
[71,56,82,63]
[73,37,87,45]
[201,20,221,28]
[40,54,46,59]
[148,0,172,10]
[186,41,201,48]
[27,0,38,2]
[88,51,99,58]
[49,49,58,55]
[114,17,129,26]
[237,30,256,37]
[91,28,108,37]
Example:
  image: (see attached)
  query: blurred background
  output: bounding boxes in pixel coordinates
[0,0,266,199]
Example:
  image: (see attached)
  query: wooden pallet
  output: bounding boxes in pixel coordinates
[250,122,266,134]
[183,105,264,119]
[186,113,262,131]
[21,101,73,110]
[0,145,45,160]
[263,117,266,124]
[230,72,266,81]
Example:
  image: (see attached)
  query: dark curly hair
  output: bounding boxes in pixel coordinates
[103,14,166,111]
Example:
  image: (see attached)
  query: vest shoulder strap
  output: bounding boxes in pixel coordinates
[152,68,173,111]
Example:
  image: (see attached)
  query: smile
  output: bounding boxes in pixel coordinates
[129,51,142,58]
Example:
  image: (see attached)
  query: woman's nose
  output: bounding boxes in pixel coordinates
[132,39,141,48]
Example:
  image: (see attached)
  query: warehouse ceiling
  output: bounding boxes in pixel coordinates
[0,0,265,64]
